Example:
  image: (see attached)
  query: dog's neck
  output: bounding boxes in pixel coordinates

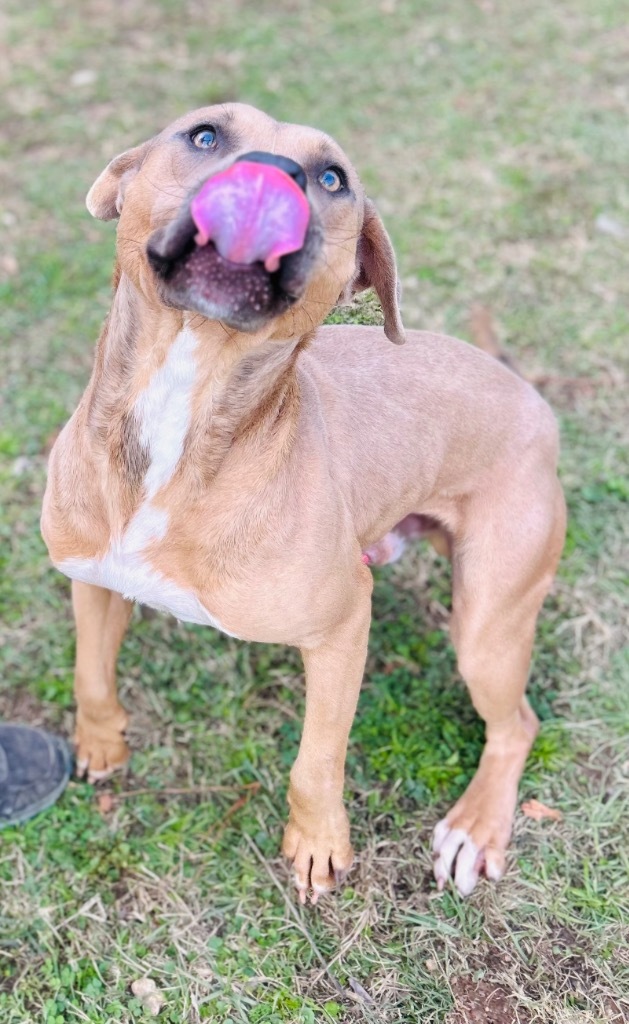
[85,269,306,497]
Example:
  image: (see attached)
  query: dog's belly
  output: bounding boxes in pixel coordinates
[56,506,238,636]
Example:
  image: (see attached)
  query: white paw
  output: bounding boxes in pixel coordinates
[432,818,504,896]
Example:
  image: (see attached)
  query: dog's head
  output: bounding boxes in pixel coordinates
[87,103,405,344]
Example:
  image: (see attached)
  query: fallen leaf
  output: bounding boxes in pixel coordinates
[469,303,501,357]
[97,793,114,815]
[469,303,521,377]
[1,254,19,277]
[521,798,563,822]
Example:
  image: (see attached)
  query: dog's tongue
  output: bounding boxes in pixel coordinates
[190,161,310,273]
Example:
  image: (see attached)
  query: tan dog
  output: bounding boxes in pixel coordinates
[41,103,566,902]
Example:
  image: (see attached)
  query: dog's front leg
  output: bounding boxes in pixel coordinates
[283,572,373,904]
[72,580,133,782]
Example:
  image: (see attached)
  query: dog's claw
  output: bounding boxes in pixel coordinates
[74,716,130,785]
[334,867,347,887]
[432,812,509,896]
[88,765,120,784]
[284,818,354,905]
[76,758,124,784]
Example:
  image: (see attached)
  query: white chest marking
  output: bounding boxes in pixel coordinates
[135,326,198,498]
[58,327,239,637]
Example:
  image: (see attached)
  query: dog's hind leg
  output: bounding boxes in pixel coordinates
[432,461,565,896]
[72,581,133,782]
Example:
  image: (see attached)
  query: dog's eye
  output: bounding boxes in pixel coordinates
[191,127,217,150]
[318,167,344,193]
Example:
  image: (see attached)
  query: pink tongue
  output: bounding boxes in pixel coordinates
[190,161,310,273]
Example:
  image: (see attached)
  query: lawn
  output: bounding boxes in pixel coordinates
[1,1,628,1021]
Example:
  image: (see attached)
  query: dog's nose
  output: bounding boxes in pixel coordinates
[235,151,307,193]
[190,154,311,272]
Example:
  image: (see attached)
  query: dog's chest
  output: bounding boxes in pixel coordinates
[59,505,236,631]
[57,327,238,636]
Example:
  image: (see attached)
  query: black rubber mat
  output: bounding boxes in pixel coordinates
[0,724,73,828]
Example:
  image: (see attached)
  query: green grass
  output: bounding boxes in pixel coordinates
[1,1,628,1021]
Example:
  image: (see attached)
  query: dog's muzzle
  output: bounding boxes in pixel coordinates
[146,152,322,331]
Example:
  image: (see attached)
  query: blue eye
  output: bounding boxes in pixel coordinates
[318,167,344,192]
[191,127,217,149]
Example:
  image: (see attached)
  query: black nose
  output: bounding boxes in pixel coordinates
[235,151,307,193]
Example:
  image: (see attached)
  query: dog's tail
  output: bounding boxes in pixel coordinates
[469,303,522,378]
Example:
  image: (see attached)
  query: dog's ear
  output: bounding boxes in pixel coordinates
[350,198,406,345]
[86,140,153,221]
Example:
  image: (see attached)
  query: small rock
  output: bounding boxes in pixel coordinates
[144,993,164,1016]
[12,456,33,476]
[265,74,282,93]
[71,69,97,87]
[131,978,165,1016]
[1,254,19,277]
[595,213,628,240]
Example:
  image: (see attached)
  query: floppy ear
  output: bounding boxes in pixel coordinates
[86,140,153,221]
[351,198,406,345]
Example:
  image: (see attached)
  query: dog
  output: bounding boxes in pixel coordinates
[41,103,566,902]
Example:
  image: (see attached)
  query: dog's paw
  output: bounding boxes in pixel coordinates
[282,819,354,905]
[431,810,509,897]
[75,711,130,783]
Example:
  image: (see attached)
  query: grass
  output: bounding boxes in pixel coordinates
[1,0,628,1021]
